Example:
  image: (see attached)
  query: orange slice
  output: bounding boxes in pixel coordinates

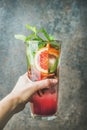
[35,45,59,74]
[35,48,48,73]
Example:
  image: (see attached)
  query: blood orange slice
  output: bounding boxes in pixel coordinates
[35,46,59,74]
[35,48,48,73]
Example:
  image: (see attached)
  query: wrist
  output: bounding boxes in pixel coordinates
[8,93,20,114]
[9,92,26,114]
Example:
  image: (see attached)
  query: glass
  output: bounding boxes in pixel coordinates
[26,40,61,120]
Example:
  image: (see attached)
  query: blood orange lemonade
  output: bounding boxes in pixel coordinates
[26,40,61,120]
[15,24,61,120]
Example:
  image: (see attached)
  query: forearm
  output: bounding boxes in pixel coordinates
[0,93,18,129]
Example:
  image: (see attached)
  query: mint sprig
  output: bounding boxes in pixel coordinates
[14,24,54,42]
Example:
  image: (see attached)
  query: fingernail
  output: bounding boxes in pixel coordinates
[52,79,58,84]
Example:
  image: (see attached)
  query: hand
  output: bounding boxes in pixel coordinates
[0,72,58,129]
[10,73,58,113]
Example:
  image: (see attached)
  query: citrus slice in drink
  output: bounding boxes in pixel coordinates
[35,48,48,73]
[48,48,59,73]
[35,46,59,74]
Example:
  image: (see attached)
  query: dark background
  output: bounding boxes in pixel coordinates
[0,0,87,130]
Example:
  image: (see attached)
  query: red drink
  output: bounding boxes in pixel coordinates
[30,85,58,116]
[26,40,61,120]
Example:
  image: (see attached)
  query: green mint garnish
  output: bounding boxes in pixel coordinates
[15,34,26,42]
[14,24,54,42]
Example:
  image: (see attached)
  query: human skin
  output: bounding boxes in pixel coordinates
[0,73,58,129]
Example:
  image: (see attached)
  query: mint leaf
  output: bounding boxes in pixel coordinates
[14,34,26,41]
[49,35,54,40]
[15,24,56,44]
[25,33,35,42]
[26,24,37,34]
[38,41,46,49]
[40,28,50,41]
[33,35,44,41]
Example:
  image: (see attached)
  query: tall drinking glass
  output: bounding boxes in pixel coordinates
[26,40,61,120]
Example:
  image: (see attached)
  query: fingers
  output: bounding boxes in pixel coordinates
[33,78,58,91]
[19,73,58,93]
[21,72,58,86]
